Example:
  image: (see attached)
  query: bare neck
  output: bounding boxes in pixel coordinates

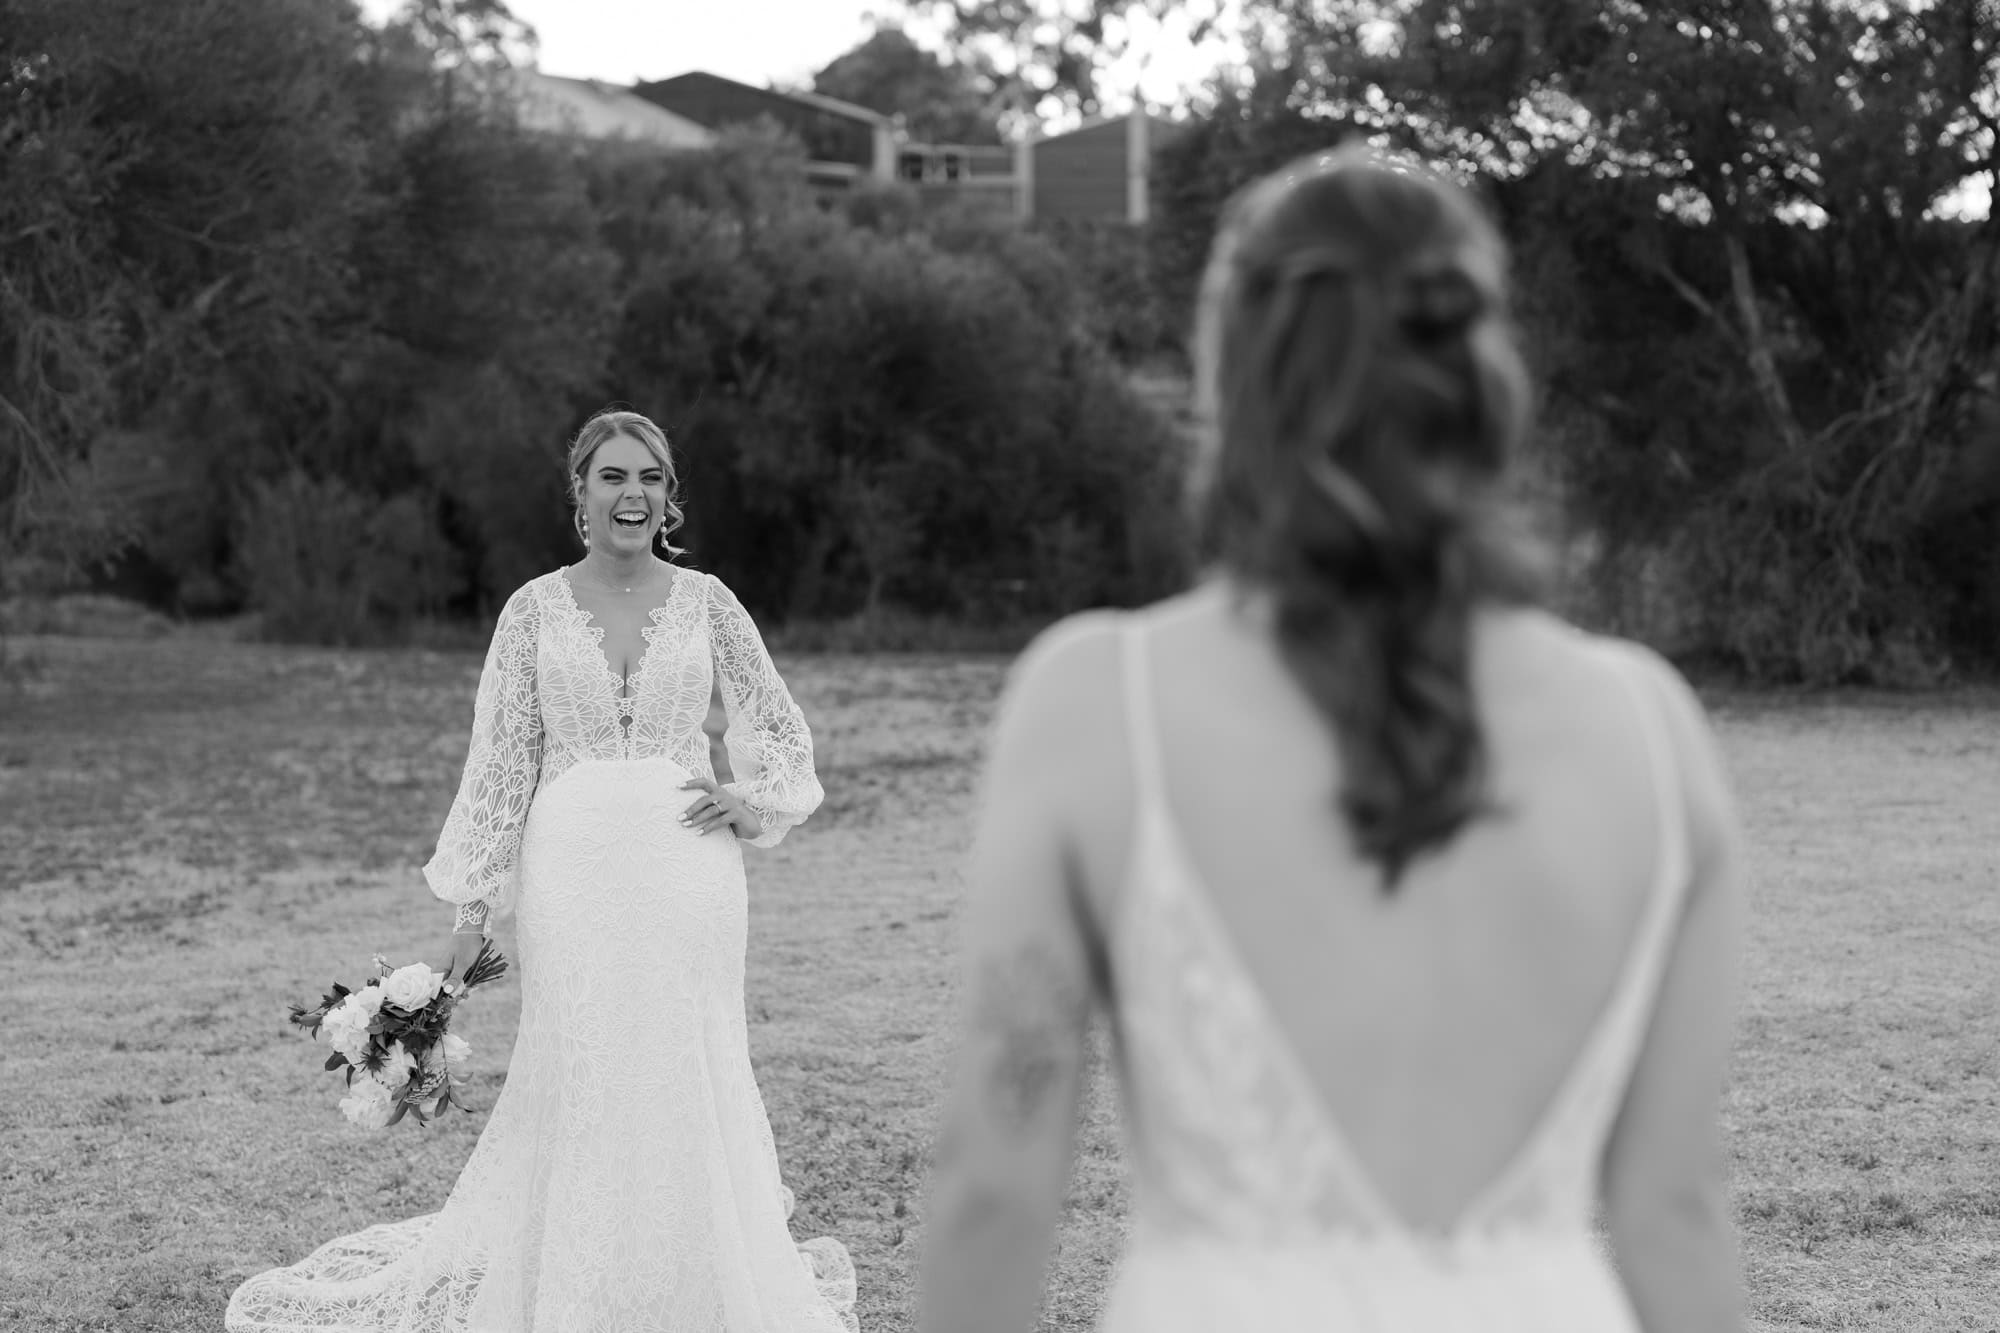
[577,550,669,592]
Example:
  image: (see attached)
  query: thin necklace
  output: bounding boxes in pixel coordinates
[584,556,658,595]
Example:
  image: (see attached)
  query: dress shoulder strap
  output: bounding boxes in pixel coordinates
[1606,640,1691,911]
[1577,638,1698,1098]
[1119,616,1168,811]
[1462,636,1702,1227]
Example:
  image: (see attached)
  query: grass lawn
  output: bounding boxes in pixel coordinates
[1,633,1997,1331]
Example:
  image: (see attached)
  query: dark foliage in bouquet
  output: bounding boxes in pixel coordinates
[289,940,509,1128]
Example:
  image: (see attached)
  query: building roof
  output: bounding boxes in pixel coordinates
[640,71,891,130]
[1034,111,1189,148]
[780,85,894,128]
[508,69,714,148]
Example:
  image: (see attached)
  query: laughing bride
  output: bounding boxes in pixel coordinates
[227,408,858,1332]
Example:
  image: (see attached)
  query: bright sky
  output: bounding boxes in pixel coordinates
[353,0,1241,110]
[354,0,881,86]
[350,0,1990,215]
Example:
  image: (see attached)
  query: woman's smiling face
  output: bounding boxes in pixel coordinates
[579,432,669,554]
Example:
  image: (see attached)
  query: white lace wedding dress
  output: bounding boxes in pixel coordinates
[227,567,858,1333]
[1097,622,1689,1332]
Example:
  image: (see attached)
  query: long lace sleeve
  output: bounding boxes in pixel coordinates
[706,574,823,849]
[424,584,544,914]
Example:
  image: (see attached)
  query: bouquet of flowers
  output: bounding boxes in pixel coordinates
[289,941,509,1129]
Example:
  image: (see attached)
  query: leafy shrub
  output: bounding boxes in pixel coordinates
[234,472,460,645]
[1149,70,2000,683]
[9,22,1190,643]
[584,132,1192,624]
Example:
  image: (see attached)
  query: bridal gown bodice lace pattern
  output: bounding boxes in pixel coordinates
[1097,624,1691,1333]
[228,568,858,1333]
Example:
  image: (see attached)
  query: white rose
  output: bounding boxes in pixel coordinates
[338,1074,397,1130]
[373,1041,417,1093]
[321,996,375,1062]
[439,1033,472,1066]
[379,963,444,1012]
[349,984,385,1016]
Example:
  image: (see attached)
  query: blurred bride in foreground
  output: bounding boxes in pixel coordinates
[918,145,1745,1333]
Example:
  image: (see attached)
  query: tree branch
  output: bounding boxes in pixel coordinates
[1723,230,1805,453]
[1643,253,1744,352]
[0,389,67,483]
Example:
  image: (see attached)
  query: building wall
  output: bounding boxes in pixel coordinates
[1031,119,1130,223]
[1029,114,1187,224]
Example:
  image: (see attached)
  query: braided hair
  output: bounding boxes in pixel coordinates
[1191,144,1547,887]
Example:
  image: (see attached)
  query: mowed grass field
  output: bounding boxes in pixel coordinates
[2,631,1998,1332]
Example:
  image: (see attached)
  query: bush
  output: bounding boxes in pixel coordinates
[1148,80,2000,683]
[1035,219,1183,365]
[0,593,176,640]
[234,472,461,645]
[583,132,1192,624]
[3,0,614,625]
[7,18,1192,643]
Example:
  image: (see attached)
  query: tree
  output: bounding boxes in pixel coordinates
[812,26,1001,144]
[0,0,608,630]
[1264,0,1996,442]
[582,131,1189,622]
[915,0,1235,129]
[1201,0,2000,680]
[380,0,538,80]
[0,0,377,575]
[0,0,1191,643]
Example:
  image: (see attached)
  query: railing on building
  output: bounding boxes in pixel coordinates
[892,143,1022,219]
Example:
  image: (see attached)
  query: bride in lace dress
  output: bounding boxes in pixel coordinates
[228,410,858,1333]
[919,146,1745,1332]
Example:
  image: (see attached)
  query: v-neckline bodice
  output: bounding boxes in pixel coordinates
[1113,616,1691,1242]
[554,564,692,700]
